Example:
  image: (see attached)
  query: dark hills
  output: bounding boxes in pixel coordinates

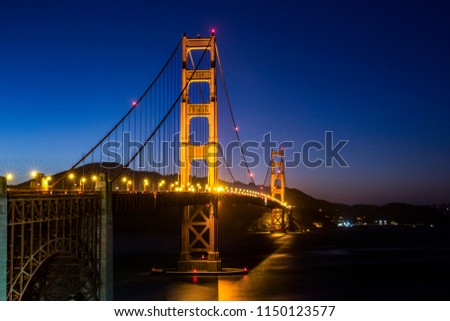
[11,163,450,228]
[284,187,450,228]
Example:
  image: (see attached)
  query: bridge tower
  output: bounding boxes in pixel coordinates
[178,33,221,272]
[270,149,287,232]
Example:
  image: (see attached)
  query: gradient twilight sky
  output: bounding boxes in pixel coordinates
[1,0,449,205]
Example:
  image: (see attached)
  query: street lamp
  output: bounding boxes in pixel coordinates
[46,176,52,190]
[42,176,52,191]
[158,180,166,192]
[92,175,98,190]
[29,170,40,189]
[68,173,75,190]
[30,170,38,179]
[6,173,14,185]
[144,179,149,191]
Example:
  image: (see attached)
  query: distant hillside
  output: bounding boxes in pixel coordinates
[12,163,450,228]
[284,187,450,228]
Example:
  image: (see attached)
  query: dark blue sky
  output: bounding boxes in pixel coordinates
[1,0,449,205]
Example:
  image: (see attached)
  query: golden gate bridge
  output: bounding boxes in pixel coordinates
[0,32,291,300]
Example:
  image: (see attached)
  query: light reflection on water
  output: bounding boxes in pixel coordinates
[165,276,218,300]
[115,228,450,300]
[160,235,296,301]
[219,234,296,300]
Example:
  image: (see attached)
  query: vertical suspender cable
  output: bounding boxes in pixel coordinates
[216,44,256,187]
[112,38,213,182]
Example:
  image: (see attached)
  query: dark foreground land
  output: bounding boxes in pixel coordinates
[113,211,450,300]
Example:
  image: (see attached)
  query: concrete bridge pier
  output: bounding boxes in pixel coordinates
[0,177,6,301]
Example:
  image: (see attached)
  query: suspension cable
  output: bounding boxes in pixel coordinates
[218,143,236,183]
[51,38,183,188]
[190,51,235,184]
[112,37,213,182]
[262,161,271,189]
[216,44,256,186]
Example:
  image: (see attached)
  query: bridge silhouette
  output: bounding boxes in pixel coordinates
[0,32,291,300]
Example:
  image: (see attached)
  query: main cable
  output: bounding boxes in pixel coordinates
[216,44,256,187]
[112,37,213,182]
[51,38,183,188]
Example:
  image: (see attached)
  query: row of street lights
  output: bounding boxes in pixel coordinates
[119,177,166,192]
[3,171,52,183]
[67,173,98,191]
[116,177,215,193]
[3,172,284,204]
[2,172,288,207]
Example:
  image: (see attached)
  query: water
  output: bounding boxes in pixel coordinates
[114,226,450,300]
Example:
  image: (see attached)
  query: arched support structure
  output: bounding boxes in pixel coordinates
[6,191,103,300]
[9,238,99,301]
